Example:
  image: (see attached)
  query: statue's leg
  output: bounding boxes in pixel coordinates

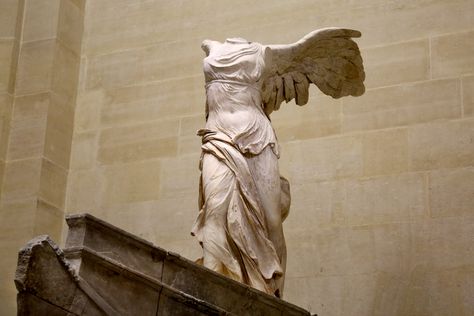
[247,146,287,296]
[200,153,243,281]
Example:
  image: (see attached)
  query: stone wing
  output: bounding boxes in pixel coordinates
[261,28,365,115]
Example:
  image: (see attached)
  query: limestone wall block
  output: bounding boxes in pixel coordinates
[66,168,102,212]
[0,0,19,39]
[98,137,177,165]
[362,39,429,89]
[272,95,341,142]
[344,173,426,226]
[101,159,161,207]
[344,274,379,316]
[459,268,474,315]
[351,0,474,48]
[429,167,474,218]
[69,131,98,170]
[342,79,461,132]
[362,128,409,177]
[57,0,84,56]
[104,196,197,243]
[159,155,200,199]
[409,217,474,270]
[83,0,189,55]
[287,227,377,278]
[312,228,352,276]
[179,115,205,137]
[100,120,179,146]
[0,93,13,157]
[38,158,67,209]
[285,275,345,316]
[74,89,106,132]
[98,119,179,165]
[0,198,36,242]
[285,232,323,279]
[0,40,14,93]
[1,158,41,201]
[0,198,37,314]
[346,227,377,275]
[15,39,55,95]
[178,115,204,156]
[43,94,74,168]
[462,75,474,116]
[34,199,64,241]
[408,118,474,170]
[284,180,346,231]
[280,135,362,183]
[373,223,412,275]
[7,93,49,160]
[178,135,201,157]
[245,0,474,49]
[86,40,201,90]
[100,76,204,126]
[432,30,474,79]
[22,0,59,42]
[51,42,81,104]
[83,0,329,55]
[83,0,474,55]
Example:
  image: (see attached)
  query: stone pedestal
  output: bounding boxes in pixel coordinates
[15,213,314,316]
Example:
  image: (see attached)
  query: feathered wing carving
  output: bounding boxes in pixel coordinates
[261,28,365,115]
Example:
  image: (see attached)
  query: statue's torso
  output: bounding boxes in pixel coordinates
[203,41,278,156]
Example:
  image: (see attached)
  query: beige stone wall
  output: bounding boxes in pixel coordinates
[0,0,84,313]
[1,0,474,315]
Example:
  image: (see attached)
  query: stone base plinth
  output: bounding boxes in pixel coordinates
[15,213,314,316]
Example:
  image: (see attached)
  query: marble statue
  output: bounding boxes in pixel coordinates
[191,28,365,298]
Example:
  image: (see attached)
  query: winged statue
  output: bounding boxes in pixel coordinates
[191,28,365,298]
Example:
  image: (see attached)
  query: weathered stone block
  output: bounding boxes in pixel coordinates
[51,42,81,104]
[102,159,161,206]
[463,75,474,117]
[432,30,474,78]
[98,119,179,164]
[70,131,98,170]
[362,39,429,89]
[75,89,105,132]
[159,155,199,199]
[66,168,102,212]
[429,167,474,218]
[86,40,201,89]
[100,76,204,126]
[342,79,461,132]
[272,95,341,142]
[362,128,409,176]
[39,158,67,209]
[7,93,49,160]
[344,173,426,225]
[57,0,84,55]
[0,40,14,93]
[34,199,64,242]
[408,119,474,170]
[15,39,55,95]
[22,0,60,42]
[178,135,202,157]
[0,0,19,38]
[2,158,42,201]
[281,135,362,183]
[43,95,74,169]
